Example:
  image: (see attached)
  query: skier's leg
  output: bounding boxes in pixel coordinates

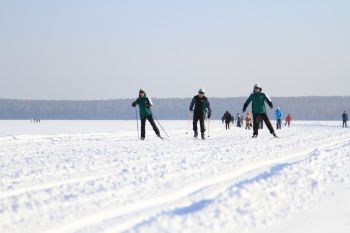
[147,115,160,136]
[262,113,276,135]
[253,114,260,136]
[193,114,199,136]
[141,117,146,139]
[199,116,206,134]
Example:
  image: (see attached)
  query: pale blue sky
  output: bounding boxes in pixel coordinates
[0,0,349,99]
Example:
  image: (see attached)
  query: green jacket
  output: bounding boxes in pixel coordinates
[243,91,273,114]
[132,95,153,117]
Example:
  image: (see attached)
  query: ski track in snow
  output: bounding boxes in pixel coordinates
[0,121,350,233]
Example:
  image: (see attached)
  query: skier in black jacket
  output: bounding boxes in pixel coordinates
[342,111,348,128]
[222,111,232,130]
[189,88,211,139]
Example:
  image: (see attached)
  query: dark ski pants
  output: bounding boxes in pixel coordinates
[225,122,230,130]
[193,114,205,134]
[285,121,291,127]
[343,121,348,128]
[253,113,275,136]
[141,115,160,138]
[276,119,282,130]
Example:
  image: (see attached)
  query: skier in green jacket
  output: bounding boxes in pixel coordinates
[243,84,277,138]
[132,89,161,140]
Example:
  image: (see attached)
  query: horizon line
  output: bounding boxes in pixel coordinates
[0,95,350,102]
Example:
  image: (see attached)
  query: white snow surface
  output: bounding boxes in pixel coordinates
[0,120,350,233]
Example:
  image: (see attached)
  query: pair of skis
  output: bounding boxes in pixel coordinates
[252,134,279,139]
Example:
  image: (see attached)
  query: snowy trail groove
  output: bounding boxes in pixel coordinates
[0,121,350,233]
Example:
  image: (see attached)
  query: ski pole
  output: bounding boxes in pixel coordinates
[186,111,192,134]
[135,108,139,138]
[207,119,210,137]
[153,114,169,138]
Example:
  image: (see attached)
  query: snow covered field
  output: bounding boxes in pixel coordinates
[0,120,350,233]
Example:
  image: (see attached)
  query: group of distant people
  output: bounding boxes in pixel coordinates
[275,108,293,129]
[31,118,41,123]
[222,109,293,131]
[221,112,252,130]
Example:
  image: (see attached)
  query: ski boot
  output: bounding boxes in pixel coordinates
[272,133,278,138]
[140,137,145,140]
[252,134,258,138]
[201,133,206,140]
[194,131,198,138]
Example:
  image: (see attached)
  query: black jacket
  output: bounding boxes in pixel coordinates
[342,113,348,121]
[189,95,211,118]
[222,112,232,123]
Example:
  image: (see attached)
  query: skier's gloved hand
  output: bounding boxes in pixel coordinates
[132,98,139,107]
[242,108,246,113]
[146,104,151,109]
[208,114,211,119]
[189,108,193,112]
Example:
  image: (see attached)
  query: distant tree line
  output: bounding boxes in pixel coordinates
[0,97,349,120]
